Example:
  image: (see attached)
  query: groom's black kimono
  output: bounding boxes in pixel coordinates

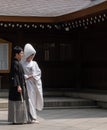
[8,58,32,124]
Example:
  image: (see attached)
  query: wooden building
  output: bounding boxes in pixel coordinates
[0,0,107,94]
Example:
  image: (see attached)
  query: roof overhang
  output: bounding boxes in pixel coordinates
[0,1,106,23]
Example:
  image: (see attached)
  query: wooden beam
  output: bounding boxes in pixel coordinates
[0,16,56,23]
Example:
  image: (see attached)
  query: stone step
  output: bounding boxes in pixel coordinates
[0,97,98,110]
[44,97,98,109]
[0,89,8,98]
[0,89,99,109]
[0,98,8,110]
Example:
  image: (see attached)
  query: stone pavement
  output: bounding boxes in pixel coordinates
[0,108,107,130]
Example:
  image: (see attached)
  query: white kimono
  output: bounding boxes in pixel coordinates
[21,43,43,120]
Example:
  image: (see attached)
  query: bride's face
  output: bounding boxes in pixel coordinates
[26,54,34,62]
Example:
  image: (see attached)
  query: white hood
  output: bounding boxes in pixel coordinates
[23,43,36,60]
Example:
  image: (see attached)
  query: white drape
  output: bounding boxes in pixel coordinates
[21,43,43,119]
